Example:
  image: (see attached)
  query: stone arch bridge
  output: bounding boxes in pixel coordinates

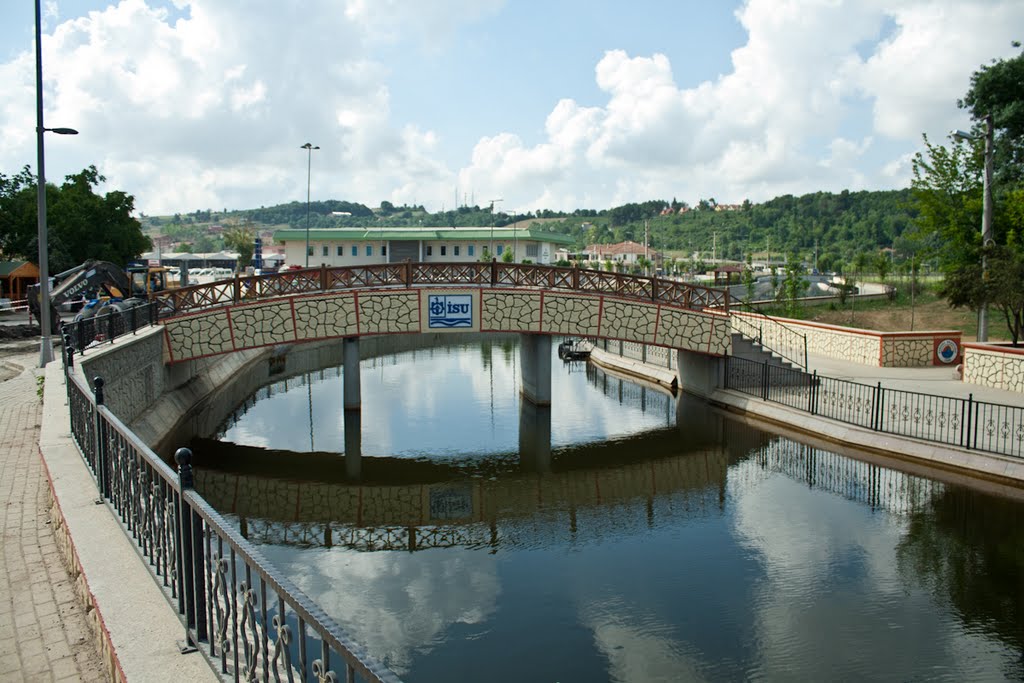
[150,262,783,403]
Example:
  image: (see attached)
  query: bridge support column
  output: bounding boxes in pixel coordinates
[343,409,362,480]
[518,399,551,473]
[519,334,551,406]
[343,336,361,411]
[676,349,723,399]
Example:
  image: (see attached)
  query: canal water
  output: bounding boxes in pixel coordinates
[188,339,1024,682]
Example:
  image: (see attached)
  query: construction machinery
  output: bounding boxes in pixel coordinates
[27,259,178,328]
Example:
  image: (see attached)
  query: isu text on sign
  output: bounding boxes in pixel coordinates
[428,294,473,328]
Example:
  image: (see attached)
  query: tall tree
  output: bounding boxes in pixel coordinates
[0,165,149,272]
[959,42,1024,184]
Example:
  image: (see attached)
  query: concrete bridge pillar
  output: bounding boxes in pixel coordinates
[519,334,551,406]
[343,409,362,480]
[343,336,361,411]
[518,399,551,473]
[676,349,723,400]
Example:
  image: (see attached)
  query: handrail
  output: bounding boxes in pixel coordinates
[724,356,1024,459]
[63,368,401,682]
[727,296,808,369]
[150,263,732,318]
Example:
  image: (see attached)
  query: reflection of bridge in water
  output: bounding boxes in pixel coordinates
[192,408,946,553]
[192,395,745,552]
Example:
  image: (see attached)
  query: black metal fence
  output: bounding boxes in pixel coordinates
[725,355,1024,459]
[60,300,159,355]
[63,369,400,683]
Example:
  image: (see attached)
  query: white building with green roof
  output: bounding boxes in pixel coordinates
[272,226,576,268]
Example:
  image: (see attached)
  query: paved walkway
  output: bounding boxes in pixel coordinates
[805,351,1024,408]
[0,343,106,682]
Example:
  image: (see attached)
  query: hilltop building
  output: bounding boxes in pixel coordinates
[271,227,575,268]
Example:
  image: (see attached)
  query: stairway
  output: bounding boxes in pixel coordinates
[730,332,801,371]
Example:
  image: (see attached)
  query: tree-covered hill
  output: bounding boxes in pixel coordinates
[140,188,918,274]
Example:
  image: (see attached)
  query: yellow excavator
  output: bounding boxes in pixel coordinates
[27,259,179,328]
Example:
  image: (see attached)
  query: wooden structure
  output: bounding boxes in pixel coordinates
[0,261,39,301]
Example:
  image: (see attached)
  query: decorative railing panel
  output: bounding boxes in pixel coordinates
[147,263,732,318]
[61,301,159,355]
[64,370,401,682]
[725,356,1024,459]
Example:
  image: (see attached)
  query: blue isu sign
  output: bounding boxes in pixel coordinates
[428,294,473,328]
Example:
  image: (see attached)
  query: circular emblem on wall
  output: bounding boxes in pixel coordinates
[936,339,959,364]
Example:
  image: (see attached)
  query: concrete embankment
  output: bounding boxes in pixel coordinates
[587,346,1024,489]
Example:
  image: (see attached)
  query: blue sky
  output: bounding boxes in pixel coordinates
[1,1,1021,215]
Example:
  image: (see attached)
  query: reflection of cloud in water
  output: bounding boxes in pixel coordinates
[731,472,1016,680]
[580,594,710,683]
[258,546,500,675]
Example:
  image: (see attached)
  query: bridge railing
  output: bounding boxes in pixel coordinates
[150,262,731,317]
[725,355,1024,459]
[62,366,401,683]
[728,306,809,369]
[60,300,160,355]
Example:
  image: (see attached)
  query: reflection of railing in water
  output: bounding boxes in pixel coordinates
[731,437,943,515]
[585,362,675,421]
[194,445,730,552]
[230,483,726,553]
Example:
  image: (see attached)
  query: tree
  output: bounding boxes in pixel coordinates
[875,251,891,282]
[914,47,1024,342]
[223,222,256,271]
[781,254,807,317]
[0,165,149,273]
[959,42,1024,184]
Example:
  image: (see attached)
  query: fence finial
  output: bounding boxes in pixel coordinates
[175,447,194,489]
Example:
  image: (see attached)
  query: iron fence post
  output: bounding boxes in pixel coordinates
[761,360,769,401]
[872,382,883,431]
[174,447,206,651]
[809,370,817,415]
[93,377,108,496]
[966,393,975,450]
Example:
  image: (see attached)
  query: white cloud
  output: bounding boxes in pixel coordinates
[1,0,1022,215]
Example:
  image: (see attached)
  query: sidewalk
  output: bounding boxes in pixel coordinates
[0,342,106,682]
[2,339,219,683]
[804,352,1024,408]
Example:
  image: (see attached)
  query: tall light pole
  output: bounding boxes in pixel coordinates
[34,0,79,367]
[301,142,319,268]
[952,114,994,342]
[489,198,503,258]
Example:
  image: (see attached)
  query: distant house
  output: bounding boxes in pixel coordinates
[579,241,661,269]
[0,261,40,301]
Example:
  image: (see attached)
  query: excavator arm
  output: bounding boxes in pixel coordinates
[27,260,131,326]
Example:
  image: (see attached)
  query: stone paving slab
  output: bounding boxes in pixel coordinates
[0,348,106,682]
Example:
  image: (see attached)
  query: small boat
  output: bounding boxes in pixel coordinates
[557,338,591,361]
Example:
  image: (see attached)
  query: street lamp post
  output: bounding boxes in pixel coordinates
[301,142,320,268]
[34,0,79,367]
[489,198,503,259]
[952,114,994,342]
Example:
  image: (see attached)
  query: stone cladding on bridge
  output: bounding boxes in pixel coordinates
[160,288,731,364]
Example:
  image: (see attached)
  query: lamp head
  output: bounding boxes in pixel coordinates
[48,127,79,135]
[950,129,974,142]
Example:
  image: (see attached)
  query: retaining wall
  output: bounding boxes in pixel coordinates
[962,343,1024,394]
